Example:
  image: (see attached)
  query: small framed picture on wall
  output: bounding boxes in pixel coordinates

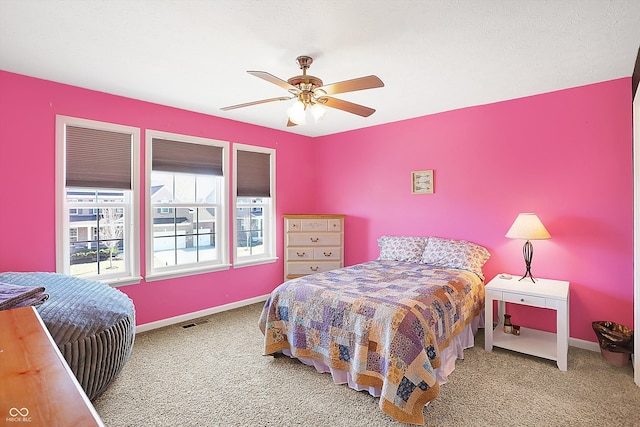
[411,170,434,194]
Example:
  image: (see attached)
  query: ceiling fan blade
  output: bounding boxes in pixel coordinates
[318,96,376,117]
[317,75,384,96]
[220,96,293,111]
[248,71,300,93]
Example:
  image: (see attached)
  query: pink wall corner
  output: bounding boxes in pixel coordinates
[313,78,634,342]
[0,70,315,325]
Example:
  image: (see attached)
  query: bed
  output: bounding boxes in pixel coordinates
[259,236,490,425]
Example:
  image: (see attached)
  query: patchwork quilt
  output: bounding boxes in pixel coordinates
[258,260,485,425]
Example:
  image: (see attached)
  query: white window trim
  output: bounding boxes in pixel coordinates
[145,130,230,281]
[233,143,277,267]
[55,115,141,287]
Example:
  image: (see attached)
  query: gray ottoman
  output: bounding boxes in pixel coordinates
[0,272,135,400]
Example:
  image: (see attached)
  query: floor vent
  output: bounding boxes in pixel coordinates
[180,319,210,329]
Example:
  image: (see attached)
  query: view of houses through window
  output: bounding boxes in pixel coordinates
[236,197,266,257]
[67,190,128,278]
[150,171,221,269]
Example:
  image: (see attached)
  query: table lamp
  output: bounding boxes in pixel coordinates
[505,213,551,282]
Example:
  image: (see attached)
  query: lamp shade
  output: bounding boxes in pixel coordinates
[310,103,327,122]
[287,100,307,125]
[505,213,551,240]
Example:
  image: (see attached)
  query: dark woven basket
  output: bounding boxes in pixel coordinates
[592,321,634,353]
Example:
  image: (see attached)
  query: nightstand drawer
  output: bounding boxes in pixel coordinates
[502,291,547,308]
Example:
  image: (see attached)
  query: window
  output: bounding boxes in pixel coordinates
[233,144,276,266]
[146,131,229,280]
[56,116,140,285]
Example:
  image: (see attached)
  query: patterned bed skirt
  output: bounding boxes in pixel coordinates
[281,312,483,397]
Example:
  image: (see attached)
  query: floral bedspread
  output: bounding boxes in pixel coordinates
[258,260,484,425]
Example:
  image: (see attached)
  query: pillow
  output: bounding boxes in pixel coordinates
[421,237,490,279]
[377,235,429,263]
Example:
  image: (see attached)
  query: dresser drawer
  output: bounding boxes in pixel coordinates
[286,219,301,232]
[286,248,313,260]
[502,291,547,308]
[301,219,328,231]
[286,248,341,260]
[288,261,342,275]
[287,233,342,247]
[327,219,342,232]
[313,248,341,260]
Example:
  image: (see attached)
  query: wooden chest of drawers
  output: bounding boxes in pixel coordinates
[283,214,345,281]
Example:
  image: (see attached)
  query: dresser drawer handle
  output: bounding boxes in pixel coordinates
[310,237,319,243]
[323,251,332,257]
[296,252,306,257]
[310,266,319,271]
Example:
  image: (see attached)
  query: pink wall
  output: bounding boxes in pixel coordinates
[0,70,316,325]
[313,78,634,342]
[0,70,633,343]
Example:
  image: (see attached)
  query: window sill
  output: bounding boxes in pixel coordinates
[145,263,232,282]
[104,276,143,287]
[233,256,278,269]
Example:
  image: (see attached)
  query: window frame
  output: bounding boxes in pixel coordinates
[233,143,277,267]
[55,115,141,286]
[145,130,230,281]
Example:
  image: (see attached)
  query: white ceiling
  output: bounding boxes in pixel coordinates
[1,0,639,137]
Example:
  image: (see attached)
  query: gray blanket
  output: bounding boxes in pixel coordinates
[0,282,49,310]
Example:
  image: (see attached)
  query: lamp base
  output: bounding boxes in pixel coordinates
[519,240,537,283]
[519,270,537,283]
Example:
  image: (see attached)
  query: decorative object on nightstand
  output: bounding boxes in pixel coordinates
[503,314,513,334]
[505,213,551,282]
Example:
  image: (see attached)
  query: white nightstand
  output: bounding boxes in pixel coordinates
[484,274,570,371]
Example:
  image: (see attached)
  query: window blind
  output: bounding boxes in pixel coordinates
[152,138,223,176]
[66,125,132,190]
[236,150,271,197]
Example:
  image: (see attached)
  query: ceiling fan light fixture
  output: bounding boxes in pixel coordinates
[287,100,307,125]
[220,56,384,127]
[310,103,327,122]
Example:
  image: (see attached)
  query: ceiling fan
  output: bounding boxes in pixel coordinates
[221,55,384,126]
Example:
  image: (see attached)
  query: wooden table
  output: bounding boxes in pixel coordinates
[0,306,104,426]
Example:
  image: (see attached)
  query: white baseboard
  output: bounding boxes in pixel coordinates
[569,336,600,352]
[135,294,270,333]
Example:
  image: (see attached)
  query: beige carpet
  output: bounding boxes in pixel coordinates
[93,303,640,426]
